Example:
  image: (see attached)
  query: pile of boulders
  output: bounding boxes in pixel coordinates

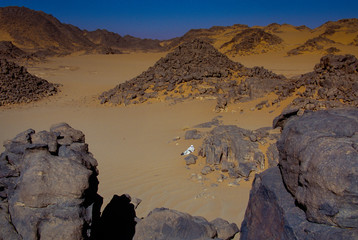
[0,58,58,106]
[99,39,286,111]
[240,108,358,239]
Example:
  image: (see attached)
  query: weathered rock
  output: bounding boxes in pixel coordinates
[266,143,279,167]
[240,167,358,240]
[185,154,198,165]
[0,123,100,239]
[201,165,213,175]
[185,129,202,140]
[200,125,264,178]
[277,108,358,228]
[133,208,234,240]
[210,218,239,240]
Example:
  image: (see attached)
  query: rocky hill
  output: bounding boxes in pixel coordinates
[0,6,164,57]
[99,39,285,111]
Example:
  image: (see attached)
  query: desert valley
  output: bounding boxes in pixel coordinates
[0,6,358,240]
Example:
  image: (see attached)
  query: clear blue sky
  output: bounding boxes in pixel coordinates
[1,0,357,40]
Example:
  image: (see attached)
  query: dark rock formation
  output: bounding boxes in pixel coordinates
[133,208,239,240]
[199,125,265,178]
[0,123,100,239]
[241,109,358,239]
[0,58,59,106]
[221,28,283,56]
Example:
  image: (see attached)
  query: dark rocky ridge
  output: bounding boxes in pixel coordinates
[220,28,283,56]
[99,39,286,111]
[241,109,358,239]
[0,58,59,106]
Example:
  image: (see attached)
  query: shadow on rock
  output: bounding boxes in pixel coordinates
[91,194,136,240]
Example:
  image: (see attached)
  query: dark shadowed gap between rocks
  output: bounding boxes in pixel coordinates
[91,194,137,240]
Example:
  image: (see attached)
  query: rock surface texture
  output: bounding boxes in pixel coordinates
[133,208,239,240]
[0,123,100,239]
[241,109,358,239]
[0,58,58,106]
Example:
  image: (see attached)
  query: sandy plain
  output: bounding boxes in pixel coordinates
[0,51,352,237]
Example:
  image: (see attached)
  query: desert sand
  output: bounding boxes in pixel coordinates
[0,51,353,235]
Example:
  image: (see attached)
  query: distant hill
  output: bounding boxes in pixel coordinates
[0,6,357,58]
[0,6,164,57]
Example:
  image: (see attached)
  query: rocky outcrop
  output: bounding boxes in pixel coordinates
[220,28,283,56]
[199,125,265,178]
[0,58,59,106]
[241,109,358,239]
[0,123,100,239]
[197,125,280,179]
[282,54,358,111]
[133,208,239,240]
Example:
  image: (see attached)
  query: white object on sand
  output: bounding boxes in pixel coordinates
[181,145,195,155]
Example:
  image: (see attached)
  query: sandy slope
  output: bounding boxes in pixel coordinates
[0,52,351,237]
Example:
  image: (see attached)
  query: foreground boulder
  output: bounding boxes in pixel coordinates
[0,123,100,239]
[240,167,357,240]
[278,108,358,228]
[133,208,239,240]
[241,108,358,239]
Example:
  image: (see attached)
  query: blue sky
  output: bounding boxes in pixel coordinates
[1,0,357,40]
